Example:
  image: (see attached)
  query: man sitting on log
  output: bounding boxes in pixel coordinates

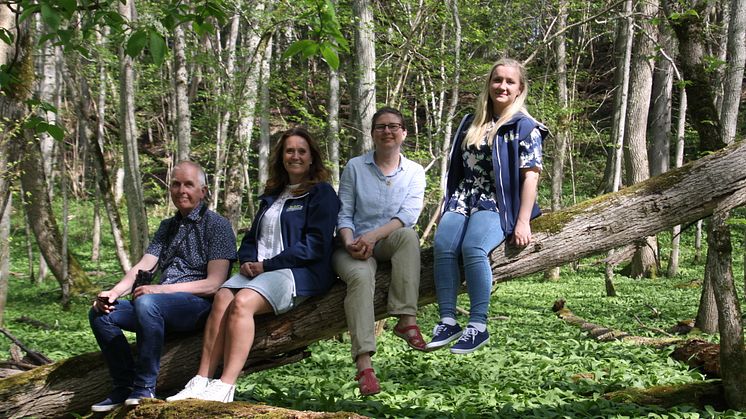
[88,161,237,412]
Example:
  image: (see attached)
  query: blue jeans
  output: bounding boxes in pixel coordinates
[433,210,505,324]
[89,292,212,389]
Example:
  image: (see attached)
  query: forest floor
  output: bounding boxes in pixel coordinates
[2,210,746,418]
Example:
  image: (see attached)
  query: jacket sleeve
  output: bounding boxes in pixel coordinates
[237,202,264,265]
[262,183,340,271]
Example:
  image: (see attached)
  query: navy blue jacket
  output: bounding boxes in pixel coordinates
[238,182,340,296]
[444,112,548,236]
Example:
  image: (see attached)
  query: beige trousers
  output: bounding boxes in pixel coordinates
[332,228,421,360]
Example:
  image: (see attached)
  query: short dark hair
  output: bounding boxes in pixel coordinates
[371,106,406,132]
[264,127,330,196]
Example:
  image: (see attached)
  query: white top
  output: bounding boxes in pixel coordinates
[257,185,299,261]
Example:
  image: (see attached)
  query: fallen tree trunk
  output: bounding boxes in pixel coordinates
[552,299,723,377]
[1,141,745,418]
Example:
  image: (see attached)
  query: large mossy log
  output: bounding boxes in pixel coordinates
[1,141,745,418]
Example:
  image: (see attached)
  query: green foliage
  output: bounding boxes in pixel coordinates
[2,207,744,417]
[281,0,349,70]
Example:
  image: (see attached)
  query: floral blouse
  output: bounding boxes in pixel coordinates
[446,126,543,216]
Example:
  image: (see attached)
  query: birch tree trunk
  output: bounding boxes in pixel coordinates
[118,0,149,261]
[257,35,273,193]
[222,4,264,232]
[173,22,192,162]
[720,0,745,144]
[623,0,659,278]
[327,66,341,188]
[352,0,376,154]
[603,0,633,294]
[210,14,239,211]
[666,88,686,277]
[439,0,461,195]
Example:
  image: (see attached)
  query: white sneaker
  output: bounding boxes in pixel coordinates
[166,375,211,402]
[195,379,235,403]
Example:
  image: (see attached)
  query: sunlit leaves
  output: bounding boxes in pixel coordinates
[281,0,349,70]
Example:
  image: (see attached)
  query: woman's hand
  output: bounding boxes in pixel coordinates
[510,219,532,247]
[240,261,265,277]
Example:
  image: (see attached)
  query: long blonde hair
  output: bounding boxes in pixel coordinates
[463,58,532,148]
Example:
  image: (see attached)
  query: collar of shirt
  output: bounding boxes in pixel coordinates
[362,150,404,178]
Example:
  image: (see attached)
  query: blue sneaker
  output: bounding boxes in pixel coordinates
[124,386,156,406]
[450,326,489,354]
[91,386,131,412]
[426,322,463,351]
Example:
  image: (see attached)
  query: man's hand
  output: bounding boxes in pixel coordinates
[93,290,119,313]
[132,284,165,299]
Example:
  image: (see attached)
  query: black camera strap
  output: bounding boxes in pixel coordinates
[157,203,209,273]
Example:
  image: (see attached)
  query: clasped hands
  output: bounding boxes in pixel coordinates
[345,233,377,260]
[240,261,265,278]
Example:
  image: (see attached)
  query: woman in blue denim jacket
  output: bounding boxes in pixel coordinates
[168,127,340,403]
[427,58,548,354]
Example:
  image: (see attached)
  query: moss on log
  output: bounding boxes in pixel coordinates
[117,398,366,418]
[604,381,726,410]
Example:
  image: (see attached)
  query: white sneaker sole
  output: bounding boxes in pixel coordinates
[450,336,490,354]
[425,331,463,351]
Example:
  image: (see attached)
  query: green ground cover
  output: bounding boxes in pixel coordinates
[2,200,745,418]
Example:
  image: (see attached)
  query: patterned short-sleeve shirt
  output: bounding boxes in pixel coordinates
[147,202,237,285]
[447,125,543,216]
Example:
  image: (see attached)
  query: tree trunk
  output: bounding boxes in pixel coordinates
[257,35,273,194]
[90,124,131,273]
[439,0,461,195]
[720,0,745,144]
[546,0,569,282]
[351,0,376,154]
[623,0,659,278]
[3,140,746,418]
[648,20,673,178]
[666,88,686,277]
[222,4,264,232]
[119,0,149,262]
[696,237,720,333]
[210,13,239,212]
[603,0,633,194]
[664,0,725,152]
[0,188,9,327]
[709,209,746,409]
[327,66,341,188]
[173,22,192,162]
[19,136,92,295]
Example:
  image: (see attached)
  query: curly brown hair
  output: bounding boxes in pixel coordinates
[263,127,330,196]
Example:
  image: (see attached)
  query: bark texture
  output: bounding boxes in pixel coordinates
[2,141,746,418]
[351,0,376,154]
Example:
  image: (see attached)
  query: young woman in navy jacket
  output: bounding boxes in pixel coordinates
[168,127,340,403]
[427,58,548,354]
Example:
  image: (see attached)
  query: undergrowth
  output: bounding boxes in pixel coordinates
[1,200,745,418]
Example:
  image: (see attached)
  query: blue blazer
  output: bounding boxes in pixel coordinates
[444,112,548,236]
[238,182,340,296]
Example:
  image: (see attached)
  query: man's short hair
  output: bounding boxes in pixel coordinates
[174,161,207,188]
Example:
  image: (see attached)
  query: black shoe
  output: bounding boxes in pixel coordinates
[91,386,131,412]
[124,386,156,406]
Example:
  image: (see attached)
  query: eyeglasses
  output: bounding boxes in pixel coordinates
[373,123,403,132]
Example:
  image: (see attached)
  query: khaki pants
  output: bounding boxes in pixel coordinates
[332,228,421,360]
